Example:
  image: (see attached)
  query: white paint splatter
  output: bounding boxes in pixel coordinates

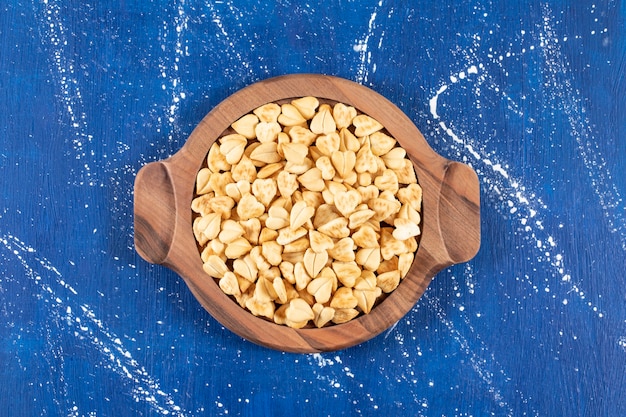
[618,336,626,353]
[203,0,258,80]
[310,353,335,367]
[423,293,518,417]
[429,63,605,318]
[35,0,95,186]
[539,4,626,251]
[428,85,448,119]
[354,1,383,84]
[159,0,190,144]
[0,233,188,416]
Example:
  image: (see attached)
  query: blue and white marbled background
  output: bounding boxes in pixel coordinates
[1,1,625,416]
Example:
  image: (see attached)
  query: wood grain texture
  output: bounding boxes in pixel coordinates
[134,74,480,352]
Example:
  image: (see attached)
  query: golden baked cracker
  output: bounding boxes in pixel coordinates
[231,113,259,139]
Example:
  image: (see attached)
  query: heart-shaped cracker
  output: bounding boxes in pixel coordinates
[237,194,266,221]
[355,270,377,291]
[256,161,285,179]
[303,248,329,278]
[272,277,288,304]
[348,209,376,229]
[250,142,281,164]
[284,157,314,175]
[249,246,271,271]
[265,206,289,230]
[353,285,381,314]
[332,102,357,129]
[276,226,308,246]
[288,126,317,146]
[239,218,261,245]
[396,183,423,212]
[301,190,324,209]
[291,96,319,120]
[278,103,307,126]
[285,298,315,323]
[352,114,383,137]
[316,132,340,156]
[309,230,335,253]
[283,236,310,253]
[208,196,235,218]
[297,167,325,192]
[398,252,414,279]
[355,247,381,271]
[281,142,309,165]
[392,218,421,240]
[195,168,212,194]
[368,197,401,222]
[315,156,336,180]
[231,113,259,139]
[312,303,336,328]
[374,169,400,194]
[200,239,226,263]
[310,106,336,135]
[225,237,253,259]
[206,172,233,197]
[356,184,379,202]
[351,225,379,249]
[328,237,356,262]
[259,227,281,245]
[293,261,312,291]
[218,219,245,244]
[331,308,359,324]
[290,200,315,230]
[381,147,406,170]
[225,180,251,203]
[231,156,257,183]
[395,159,418,184]
[331,261,361,288]
[191,194,213,216]
[207,143,231,173]
[219,134,248,165]
[313,204,340,229]
[203,254,230,279]
[380,228,407,261]
[318,217,350,239]
[329,287,358,309]
[262,241,283,266]
[276,170,299,198]
[218,271,241,296]
[307,275,334,304]
[233,254,258,282]
[333,189,362,217]
[331,151,356,179]
[339,128,360,153]
[194,213,221,243]
[253,102,281,123]
[376,270,401,293]
[255,121,282,143]
[245,297,275,320]
[377,257,398,275]
[369,131,397,156]
[355,143,378,175]
[278,261,296,285]
[252,178,278,207]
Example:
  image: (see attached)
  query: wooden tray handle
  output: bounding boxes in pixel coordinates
[134,161,177,265]
[437,161,481,264]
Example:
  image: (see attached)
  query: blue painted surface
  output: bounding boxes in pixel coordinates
[1,1,625,416]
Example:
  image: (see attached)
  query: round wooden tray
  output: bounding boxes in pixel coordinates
[133,74,480,353]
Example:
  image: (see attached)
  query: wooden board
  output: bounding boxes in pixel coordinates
[134,74,480,352]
